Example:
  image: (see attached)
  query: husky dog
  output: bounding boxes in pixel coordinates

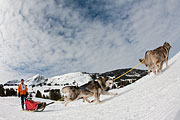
[139,42,171,75]
[62,76,117,106]
[61,86,94,106]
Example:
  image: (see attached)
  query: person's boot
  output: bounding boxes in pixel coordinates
[22,104,24,111]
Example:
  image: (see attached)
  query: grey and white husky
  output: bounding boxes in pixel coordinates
[62,76,117,106]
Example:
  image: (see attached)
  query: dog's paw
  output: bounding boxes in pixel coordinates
[86,100,91,103]
[97,101,103,104]
[90,100,95,103]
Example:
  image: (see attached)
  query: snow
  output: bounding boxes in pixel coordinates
[25,74,46,86]
[3,72,93,97]
[29,72,92,96]
[30,72,92,96]
[47,72,92,86]
[5,80,20,84]
[0,51,180,120]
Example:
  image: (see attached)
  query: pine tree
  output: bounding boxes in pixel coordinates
[43,94,46,99]
[45,95,49,99]
[35,90,42,98]
[29,93,33,97]
[49,89,61,100]
[5,88,10,96]
[0,84,5,96]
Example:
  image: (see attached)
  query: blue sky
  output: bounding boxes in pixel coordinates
[0,0,180,82]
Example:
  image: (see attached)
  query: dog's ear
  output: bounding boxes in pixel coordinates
[99,76,103,80]
[104,76,109,81]
[163,42,167,46]
[164,42,172,48]
[139,59,145,64]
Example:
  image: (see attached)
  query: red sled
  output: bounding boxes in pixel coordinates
[25,98,46,112]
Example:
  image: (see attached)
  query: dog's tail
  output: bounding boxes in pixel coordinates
[139,50,152,66]
[139,58,145,64]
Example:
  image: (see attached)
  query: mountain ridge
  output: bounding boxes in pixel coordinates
[4,68,147,87]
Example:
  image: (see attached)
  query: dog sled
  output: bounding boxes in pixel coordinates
[24,97,61,112]
[25,98,46,112]
[25,98,51,112]
[25,97,64,112]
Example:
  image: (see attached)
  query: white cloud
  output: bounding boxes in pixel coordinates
[0,0,180,83]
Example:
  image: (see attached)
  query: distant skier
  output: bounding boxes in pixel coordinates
[18,79,28,110]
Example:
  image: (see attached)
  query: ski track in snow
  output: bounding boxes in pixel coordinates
[0,52,180,120]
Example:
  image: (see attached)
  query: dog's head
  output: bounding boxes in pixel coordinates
[105,79,114,87]
[163,42,172,49]
[97,76,114,88]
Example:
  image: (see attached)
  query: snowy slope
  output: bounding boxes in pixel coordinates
[4,80,20,86]
[4,74,46,86]
[46,72,92,86]
[4,72,92,87]
[26,74,46,86]
[0,51,180,120]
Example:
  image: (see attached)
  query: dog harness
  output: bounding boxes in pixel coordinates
[79,83,92,93]
[79,80,102,92]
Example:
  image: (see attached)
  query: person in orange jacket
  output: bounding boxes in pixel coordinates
[18,79,28,110]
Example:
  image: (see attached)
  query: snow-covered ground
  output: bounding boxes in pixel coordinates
[0,51,180,120]
[46,72,92,86]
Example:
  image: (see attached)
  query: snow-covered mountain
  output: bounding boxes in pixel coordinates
[4,80,20,86]
[3,68,147,96]
[4,74,46,86]
[46,72,92,86]
[4,69,147,87]
[26,74,47,86]
[0,51,180,120]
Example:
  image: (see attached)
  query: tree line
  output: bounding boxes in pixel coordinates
[0,84,62,101]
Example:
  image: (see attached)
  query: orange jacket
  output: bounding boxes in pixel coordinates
[18,84,28,95]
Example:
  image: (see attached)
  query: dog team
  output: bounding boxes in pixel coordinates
[62,42,171,106]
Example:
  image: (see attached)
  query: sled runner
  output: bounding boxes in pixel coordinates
[25,98,46,112]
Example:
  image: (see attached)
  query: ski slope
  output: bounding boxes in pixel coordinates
[0,52,180,120]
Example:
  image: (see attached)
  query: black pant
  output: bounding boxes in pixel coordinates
[21,95,25,109]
